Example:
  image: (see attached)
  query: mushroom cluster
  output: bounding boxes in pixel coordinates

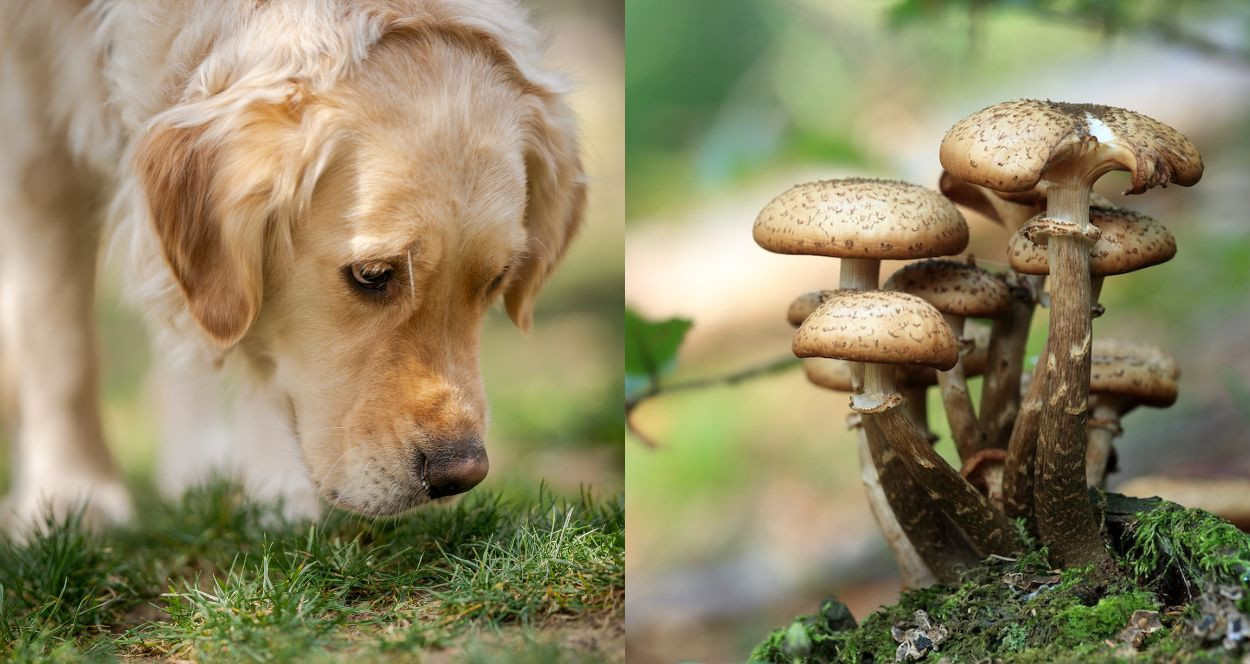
[755,100,1202,584]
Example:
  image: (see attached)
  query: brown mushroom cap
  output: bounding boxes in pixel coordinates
[884,259,1012,318]
[898,321,990,386]
[940,100,1203,195]
[802,358,855,392]
[1090,338,1180,407]
[787,290,841,328]
[754,178,969,259]
[793,290,959,370]
[1008,205,1176,276]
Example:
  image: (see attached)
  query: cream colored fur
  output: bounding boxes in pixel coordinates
[0,0,585,533]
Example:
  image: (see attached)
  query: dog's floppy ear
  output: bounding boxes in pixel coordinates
[133,122,268,348]
[504,92,587,332]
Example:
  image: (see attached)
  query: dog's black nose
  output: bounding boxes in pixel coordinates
[423,440,489,499]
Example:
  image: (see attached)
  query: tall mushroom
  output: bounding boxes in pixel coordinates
[939,173,1119,450]
[796,290,1021,558]
[941,100,1202,567]
[1085,339,1179,487]
[884,259,1011,461]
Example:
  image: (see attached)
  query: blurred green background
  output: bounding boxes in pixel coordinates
[0,0,623,514]
[625,0,1250,661]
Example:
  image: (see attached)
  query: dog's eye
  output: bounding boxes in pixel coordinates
[347,261,392,292]
[486,269,508,295]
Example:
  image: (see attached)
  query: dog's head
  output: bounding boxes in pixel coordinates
[131,21,584,515]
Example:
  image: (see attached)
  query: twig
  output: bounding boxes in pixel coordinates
[625,356,801,448]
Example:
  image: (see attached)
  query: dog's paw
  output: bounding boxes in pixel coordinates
[1,477,134,541]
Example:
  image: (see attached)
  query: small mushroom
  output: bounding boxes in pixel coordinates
[1009,205,1176,305]
[885,259,1011,461]
[788,294,957,587]
[793,293,990,445]
[1084,339,1179,487]
[796,290,1020,558]
[941,100,1202,567]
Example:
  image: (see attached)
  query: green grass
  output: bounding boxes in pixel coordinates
[0,482,623,662]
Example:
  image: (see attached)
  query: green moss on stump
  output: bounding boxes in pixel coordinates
[750,496,1250,663]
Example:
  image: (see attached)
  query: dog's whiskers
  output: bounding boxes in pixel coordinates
[406,250,416,302]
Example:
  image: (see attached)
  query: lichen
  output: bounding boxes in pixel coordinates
[751,498,1250,663]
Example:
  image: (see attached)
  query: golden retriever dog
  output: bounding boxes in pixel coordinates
[0,0,584,531]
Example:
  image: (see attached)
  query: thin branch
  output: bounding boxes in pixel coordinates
[625,355,801,448]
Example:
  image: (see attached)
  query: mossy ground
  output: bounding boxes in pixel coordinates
[751,494,1250,663]
[0,481,624,662]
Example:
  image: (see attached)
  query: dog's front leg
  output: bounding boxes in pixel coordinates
[0,154,132,536]
[231,383,321,522]
[150,357,236,500]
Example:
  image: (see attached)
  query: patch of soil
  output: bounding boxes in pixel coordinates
[420,615,625,663]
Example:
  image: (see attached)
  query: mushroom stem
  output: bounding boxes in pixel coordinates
[1085,400,1122,487]
[936,314,987,460]
[980,273,1043,449]
[840,258,881,389]
[901,385,936,444]
[861,418,982,583]
[858,364,1022,557]
[839,258,880,292]
[1032,166,1113,568]
[851,415,942,588]
[1002,341,1048,523]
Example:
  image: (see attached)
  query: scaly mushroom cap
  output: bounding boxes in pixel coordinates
[1008,205,1176,276]
[1090,338,1180,408]
[787,290,841,328]
[898,321,990,386]
[884,259,1012,318]
[754,178,969,259]
[802,358,855,392]
[940,100,1204,195]
[793,290,959,370]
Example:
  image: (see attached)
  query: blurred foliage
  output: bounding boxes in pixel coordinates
[626,0,1250,219]
[624,309,692,401]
